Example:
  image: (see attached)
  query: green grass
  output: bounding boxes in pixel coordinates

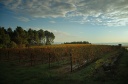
[114,50,128,84]
[0,49,128,84]
[0,61,75,84]
[90,49,128,84]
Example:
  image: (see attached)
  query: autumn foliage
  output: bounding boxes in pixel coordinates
[0,44,121,71]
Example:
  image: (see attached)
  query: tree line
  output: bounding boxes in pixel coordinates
[64,41,91,44]
[0,26,55,48]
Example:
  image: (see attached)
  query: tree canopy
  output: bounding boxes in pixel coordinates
[0,26,55,48]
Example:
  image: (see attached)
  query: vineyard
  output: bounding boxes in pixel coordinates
[0,44,122,71]
[0,44,127,84]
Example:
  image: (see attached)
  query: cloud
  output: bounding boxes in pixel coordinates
[1,0,128,26]
[71,0,128,26]
[68,0,128,26]
[25,26,42,31]
[14,16,30,22]
[0,0,76,18]
[49,21,56,23]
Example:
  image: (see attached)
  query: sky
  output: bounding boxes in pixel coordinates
[0,0,128,43]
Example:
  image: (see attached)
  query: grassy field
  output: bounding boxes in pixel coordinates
[0,44,127,84]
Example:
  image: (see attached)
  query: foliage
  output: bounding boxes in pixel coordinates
[95,59,104,69]
[0,26,55,48]
[8,41,17,48]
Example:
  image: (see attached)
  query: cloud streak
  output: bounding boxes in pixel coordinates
[1,0,128,26]
[14,16,30,22]
[49,21,56,23]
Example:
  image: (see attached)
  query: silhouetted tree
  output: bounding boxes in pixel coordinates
[0,27,10,48]
[45,31,55,45]
[0,26,55,48]
[28,28,34,44]
[64,41,91,44]
[33,30,39,44]
[38,29,45,45]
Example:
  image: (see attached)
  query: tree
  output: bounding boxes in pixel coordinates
[15,26,28,45]
[0,27,10,48]
[7,27,13,35]
[49,32,55,44]
[38,29,45,45]
[45,30,50,45]
[0,26,55,48]
[33,30,39,44]
[7,27,13,41]
[45,31,55,45]
[28,28,34,44]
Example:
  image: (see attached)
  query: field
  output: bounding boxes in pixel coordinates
[0,44,128,84]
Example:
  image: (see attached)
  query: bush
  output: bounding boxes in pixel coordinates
[95,59,104,69]
[0,44,7,48]
[8,41,17,48]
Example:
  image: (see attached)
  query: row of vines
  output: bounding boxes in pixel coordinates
[0,44,122,72]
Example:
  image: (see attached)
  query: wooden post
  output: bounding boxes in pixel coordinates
[70,53,72,72]
[8,51,9,61]
[19,51,21,63]
[49,53,51,68]
[0,53,1,61]
[5,52,6,60]
[30,53,33,66]
[42,54,44,64]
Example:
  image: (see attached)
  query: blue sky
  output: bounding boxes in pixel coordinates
[0,0,128,43]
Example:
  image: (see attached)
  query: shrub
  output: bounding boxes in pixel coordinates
[95,59,104,69]
[8,41,17,48]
